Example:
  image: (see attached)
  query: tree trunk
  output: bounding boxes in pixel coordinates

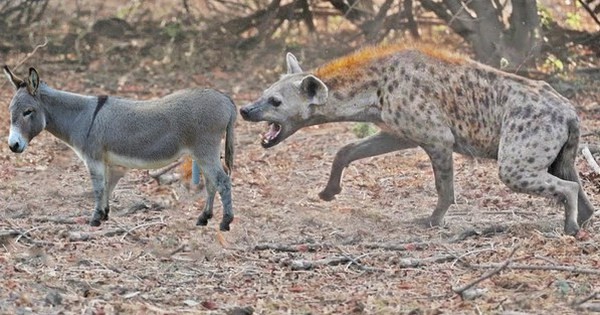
[420,0,541,68]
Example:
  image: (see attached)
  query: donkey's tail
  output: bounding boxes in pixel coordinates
[224,99,236,176]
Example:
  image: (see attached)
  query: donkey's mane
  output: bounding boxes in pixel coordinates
[313,42,465,80]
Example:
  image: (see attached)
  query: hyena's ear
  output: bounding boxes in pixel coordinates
[300,75,328,105]
[26,67,40,96]
[286,52,303,74]
[3,65,25,90]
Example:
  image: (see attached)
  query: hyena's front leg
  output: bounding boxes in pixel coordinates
[319,132,417,201]
[421,144,455,227]
[87,160,109,226]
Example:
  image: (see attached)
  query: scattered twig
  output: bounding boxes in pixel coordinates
[448,225,508,243]
[453,246,519,296]
[333,245,383,272]
[254,242,326,252]
[363,242,429,251]
[31,216,79,225]
[13,37,49,69]
[284,256,355,270]
[572,291,599,306]
[467,262,600,275]
[396,254,456,268]
[68,228,127,242]
[582,146,600,174]
[120,221,166,242]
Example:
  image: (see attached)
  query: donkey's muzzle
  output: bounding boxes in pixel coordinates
[9,142,23,153]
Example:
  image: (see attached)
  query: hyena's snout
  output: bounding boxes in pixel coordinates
[240,104,263,121]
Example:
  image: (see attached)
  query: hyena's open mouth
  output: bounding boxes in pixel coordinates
[261,122,282,148]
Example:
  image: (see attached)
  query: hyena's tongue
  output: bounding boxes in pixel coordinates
[262,123,281,144]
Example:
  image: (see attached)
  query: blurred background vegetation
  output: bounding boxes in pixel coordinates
[0,0,598,95]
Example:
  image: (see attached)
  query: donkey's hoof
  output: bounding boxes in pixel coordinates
[196,217,209,226]
[219,223,231,231]
[318,187,340,201]
[219,214,234,231]
[101,214,109,221]
[89,219,102,227]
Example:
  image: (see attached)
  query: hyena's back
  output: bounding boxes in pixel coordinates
[377,50,579,160]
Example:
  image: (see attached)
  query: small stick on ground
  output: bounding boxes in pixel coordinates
[31,216,79,225]
[120,221,167,242]
[582,146,600,174]
[467,262,600,275]
[448,224,509,243]
[254,243,326,252]
[453,246,519,296]
[363,242,429,251]
[572,291,599,306]
[68,228,127,242]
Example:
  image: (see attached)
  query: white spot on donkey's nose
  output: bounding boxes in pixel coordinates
[8,126,27,153]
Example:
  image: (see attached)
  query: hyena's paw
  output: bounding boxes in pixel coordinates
[318,186,341,201]
[564,221,580,236]
[424,215,445,228]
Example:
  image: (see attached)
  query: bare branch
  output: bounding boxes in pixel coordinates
[453,246,519,295]
[582,146,600,174]
[577,0,600,27]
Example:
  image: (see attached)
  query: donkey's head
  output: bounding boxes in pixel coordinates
[240,53,329,148]
[3,66,45,153]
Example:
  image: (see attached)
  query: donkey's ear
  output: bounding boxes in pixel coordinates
[300,75,328,105]
[3,65,25,90]
[286,52,303,74]
[26,67,40,96]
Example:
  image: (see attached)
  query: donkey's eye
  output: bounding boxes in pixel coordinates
[23,109,34,117]
[269,97,282,107]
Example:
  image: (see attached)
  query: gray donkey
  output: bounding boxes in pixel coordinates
[4,66,236,231]
[240,46,595,235]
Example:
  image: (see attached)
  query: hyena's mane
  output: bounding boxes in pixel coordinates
[313,43,466,83]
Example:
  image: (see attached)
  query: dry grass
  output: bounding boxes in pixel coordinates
[1,5,600,313]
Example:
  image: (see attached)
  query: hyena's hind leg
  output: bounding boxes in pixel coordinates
[498,121,584,235]
[319,132,417,201]
[548,121,595,226]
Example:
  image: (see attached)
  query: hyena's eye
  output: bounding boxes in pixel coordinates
[23,109,34,117]
[268,97,282,107]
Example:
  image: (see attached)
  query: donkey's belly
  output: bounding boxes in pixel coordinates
[106,150,185,169]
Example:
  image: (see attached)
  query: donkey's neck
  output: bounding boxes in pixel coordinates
[38,84,96,145]
[306,77,383,126]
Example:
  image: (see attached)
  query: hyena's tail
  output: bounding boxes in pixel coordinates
[548,118,595,224]
[224,98,236,176]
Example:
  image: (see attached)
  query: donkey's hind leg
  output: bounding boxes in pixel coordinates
[194,152,233,231]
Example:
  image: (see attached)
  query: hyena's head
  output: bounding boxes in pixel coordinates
[240,53,329,148]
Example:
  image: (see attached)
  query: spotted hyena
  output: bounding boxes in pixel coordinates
[240,44,595,235]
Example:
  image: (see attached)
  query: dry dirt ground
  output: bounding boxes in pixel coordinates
[1,42,600,314]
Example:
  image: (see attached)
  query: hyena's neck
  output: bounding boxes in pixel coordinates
[309,73,383,125]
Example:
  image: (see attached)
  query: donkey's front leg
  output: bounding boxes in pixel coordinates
[86,160,109,226]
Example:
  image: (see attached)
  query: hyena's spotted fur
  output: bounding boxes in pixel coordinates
[240,44,595,235]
